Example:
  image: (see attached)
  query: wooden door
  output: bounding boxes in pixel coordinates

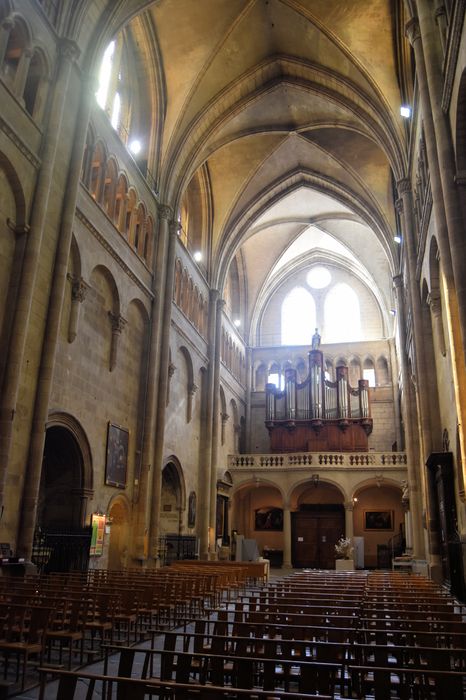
[291,506,344,569]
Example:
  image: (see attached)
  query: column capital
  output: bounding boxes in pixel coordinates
[189,383,198,396]
[426,289,442,314]
[159,204,172,221]
[455,170,466,187]
[405,17,420,45]
[2,18,15,32]
[169,219,182,236]
[434,5,446,21]
[393,274,403,289]
[344,501,354,512]
[68,274,89,303]
[209,288,220,304]
[108,311,127,334]
[168,362,176,378]
[221,412,229,424]
[59,38,81,62]
[396,177,412,197]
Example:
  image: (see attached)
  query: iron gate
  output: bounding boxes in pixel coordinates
[32,527,92,573]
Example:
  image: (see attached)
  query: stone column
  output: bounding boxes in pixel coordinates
[67,276,89,343]
[197,290,218,559]
[245,347,253,453]
[344,502,354,540]
[132,206,170,563]
[15,65,94,559]
[388,337,402,449]
[0,39,80,519]
[414,3,466,362]
[406,12,466,500]
[208,297,225,558]
[393,274,424,558]
[402,481,413,553]
[282,503,292,568]
[147,211,178,565]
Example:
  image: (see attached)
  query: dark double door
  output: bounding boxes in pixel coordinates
[291,505,344,569]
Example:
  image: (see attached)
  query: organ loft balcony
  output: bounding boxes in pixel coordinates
[227,347,407,479]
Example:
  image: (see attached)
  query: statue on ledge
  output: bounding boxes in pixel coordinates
[311,327,321,350]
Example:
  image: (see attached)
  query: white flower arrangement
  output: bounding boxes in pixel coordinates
[335,536,354,560]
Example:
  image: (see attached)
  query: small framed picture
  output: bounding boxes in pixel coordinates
[364,510,394,531]
[105,422,129,489]
[254,507,283,531]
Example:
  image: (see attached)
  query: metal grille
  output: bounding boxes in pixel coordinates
[32,527,92,574]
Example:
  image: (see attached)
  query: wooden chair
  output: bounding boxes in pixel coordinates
[0,605,53,690]
[46,598,87,669]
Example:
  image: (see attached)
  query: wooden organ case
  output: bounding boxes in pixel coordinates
[265,350,372,452]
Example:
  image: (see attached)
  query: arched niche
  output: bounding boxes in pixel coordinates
[107,495,131,570]
[352,481,404,568]
[160,458,186,536]
[290,479,345,569]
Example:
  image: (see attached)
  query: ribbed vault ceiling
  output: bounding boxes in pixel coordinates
[79,0,408,339]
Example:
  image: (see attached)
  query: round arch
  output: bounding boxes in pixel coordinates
[45,412,93,494]
[106,493,131,570]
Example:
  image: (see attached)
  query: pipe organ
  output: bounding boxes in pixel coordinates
[265,350,372,453]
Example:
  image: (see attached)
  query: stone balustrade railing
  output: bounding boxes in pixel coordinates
[228,452,407,470]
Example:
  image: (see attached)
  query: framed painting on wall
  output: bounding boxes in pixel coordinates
[255,507,283,531]
[364,510,394,531]
[188,491,196,528]
[105,422,129,489]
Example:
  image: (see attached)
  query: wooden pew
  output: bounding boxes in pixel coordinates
[39,667,332,699]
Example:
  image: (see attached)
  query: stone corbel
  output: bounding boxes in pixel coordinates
[187,382,198,423]
[426,290,446,356]
[220,412,229,445]
[67,274,89,343]
[108,311,127,372]
[166,362,176,405]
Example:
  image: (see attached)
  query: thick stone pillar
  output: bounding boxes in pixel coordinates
[15,66,93,559]
[406,12,466,500]
[282,503,292,568]
[147,211,178,565]
[388,338,402,449]
[396,182,435,453]
[0,41,80,524]
[402,482,413,552]
[0,43,80,548]
[393,275,424,557]
[208,298,225,558]
[245,347,253,453]
[132,206,170,564]
[198,290,218,559]
[414,3,466,362]
[344,502,354,540]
